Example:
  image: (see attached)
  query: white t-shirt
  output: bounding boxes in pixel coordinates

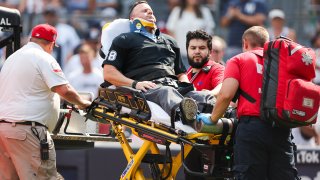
[67,68,103,98]
[0,42,68,129]
[166,6,215,56]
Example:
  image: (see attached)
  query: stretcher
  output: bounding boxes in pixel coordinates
[85,86,237,179]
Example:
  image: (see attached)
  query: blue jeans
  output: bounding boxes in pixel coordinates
[234,116,299,180]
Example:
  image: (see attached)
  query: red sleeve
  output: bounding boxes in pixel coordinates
[210,64,225,88]
[224,56,240,81]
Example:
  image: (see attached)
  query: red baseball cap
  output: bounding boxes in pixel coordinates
[31,24,58,46]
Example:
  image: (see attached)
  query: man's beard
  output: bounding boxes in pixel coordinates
[188,54,209,69]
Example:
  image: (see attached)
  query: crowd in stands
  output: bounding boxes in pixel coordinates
[0,0,320,146]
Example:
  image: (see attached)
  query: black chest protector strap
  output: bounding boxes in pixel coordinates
[99,47,106,60]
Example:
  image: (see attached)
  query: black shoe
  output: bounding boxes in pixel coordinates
[180,98,198,124]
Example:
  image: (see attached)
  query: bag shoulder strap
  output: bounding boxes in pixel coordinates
[232,50,264,103]
[232,88,256,103]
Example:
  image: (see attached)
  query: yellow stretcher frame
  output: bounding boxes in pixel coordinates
[89,107,233,180]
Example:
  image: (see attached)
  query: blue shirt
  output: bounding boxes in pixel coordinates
[221,0,268,47]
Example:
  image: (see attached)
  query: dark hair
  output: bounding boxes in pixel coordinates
[186,30,212,51]
[128,1,148,18]
[179,0,202,19]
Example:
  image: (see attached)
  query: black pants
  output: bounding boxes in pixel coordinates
[233,116,299,180]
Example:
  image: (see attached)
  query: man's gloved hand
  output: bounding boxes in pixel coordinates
[196,113,214,125]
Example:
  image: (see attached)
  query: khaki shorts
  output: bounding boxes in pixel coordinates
[0,122,57,180]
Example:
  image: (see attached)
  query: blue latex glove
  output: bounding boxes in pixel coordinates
[196,113,214,125]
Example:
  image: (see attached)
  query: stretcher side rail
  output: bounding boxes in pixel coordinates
[52,100,128,150]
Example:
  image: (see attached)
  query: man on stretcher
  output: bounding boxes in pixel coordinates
[101,1,222,128]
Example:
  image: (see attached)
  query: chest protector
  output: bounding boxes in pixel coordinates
[261,36,320,127]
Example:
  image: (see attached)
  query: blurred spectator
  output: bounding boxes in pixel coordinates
[0,0,20,9]
[311,31,320,85]
[19,0,44,36]
[267,9,296,41]
[210,35,227,65]
[64,0,95,14]
[166,0,215,68]
[96,0,120,18]
[168,0,180,11]
[64,41,102,78]
[292,108,320,147]
[148,0,174,34]
[119,0,135,17]
[43,0,63,9]
[205,0,219,16]
[42,7,81,68]
[85,20,102,48]
[220,0,267,61]
[67,43,103,134]
[67,43,103,98]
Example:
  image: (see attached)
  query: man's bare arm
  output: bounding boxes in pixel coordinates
[210,78,239,123]
[104,65,133,87]
[177,73,190,83]
[51,84,91,109]
[211,83,222,97]
[103,65,156,92]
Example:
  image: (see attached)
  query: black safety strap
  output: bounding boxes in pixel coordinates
[232,88,256,103]
[232,50,265,104]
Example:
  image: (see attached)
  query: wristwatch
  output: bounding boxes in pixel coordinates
[131,80,138,89]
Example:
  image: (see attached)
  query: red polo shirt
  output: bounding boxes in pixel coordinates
[224,48,264,117]
[187,60,225,91]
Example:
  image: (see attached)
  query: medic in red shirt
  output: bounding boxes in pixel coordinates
[185,30,225,96]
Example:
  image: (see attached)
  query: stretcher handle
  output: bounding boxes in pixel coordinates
[62,100,95,117]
